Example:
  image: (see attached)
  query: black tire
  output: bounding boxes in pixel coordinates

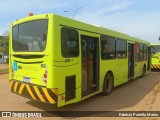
[103,73,113,96]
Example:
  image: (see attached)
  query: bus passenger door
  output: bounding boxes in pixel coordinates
[81,35,99,96]
[147,47,151,71]
[128,43,134,79]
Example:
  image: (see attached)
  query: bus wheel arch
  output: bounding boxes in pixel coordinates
[102,71,114,96]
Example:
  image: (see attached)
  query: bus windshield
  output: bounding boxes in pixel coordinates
[151,46,160,54]
[12,19,48,52]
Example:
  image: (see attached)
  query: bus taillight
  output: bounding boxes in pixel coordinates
[44,74,47,78]
[42,68,48,84]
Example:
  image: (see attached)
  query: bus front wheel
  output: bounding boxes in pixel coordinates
[103,73,113,96]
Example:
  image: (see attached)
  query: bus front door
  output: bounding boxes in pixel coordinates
[81,35,99,96]
[147,47,151,71]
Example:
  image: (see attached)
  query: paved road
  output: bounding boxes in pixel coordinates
[0,72,160,118]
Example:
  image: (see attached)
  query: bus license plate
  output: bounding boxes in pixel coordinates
[23,77,31,83]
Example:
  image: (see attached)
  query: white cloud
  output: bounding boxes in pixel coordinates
[0,0,159,43]
[94,0,133,16]
[74,0,160,43]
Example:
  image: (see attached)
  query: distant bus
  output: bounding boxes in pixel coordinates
[151,44,160,69]
[9,14,150,107]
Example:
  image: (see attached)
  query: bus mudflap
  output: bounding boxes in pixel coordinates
[10,80,58,104]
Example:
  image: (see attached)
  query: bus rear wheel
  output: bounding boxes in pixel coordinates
[103,73,113,96]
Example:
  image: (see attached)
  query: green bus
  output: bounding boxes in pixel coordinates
[9,14,150,107]
[151,44,160,69]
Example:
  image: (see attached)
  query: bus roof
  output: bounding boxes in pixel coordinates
[150,44,160,46]
[12,13,150,45]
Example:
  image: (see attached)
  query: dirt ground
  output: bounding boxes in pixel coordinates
[0,64,8,70]
[0,70,160,120]
[0,64,8,74]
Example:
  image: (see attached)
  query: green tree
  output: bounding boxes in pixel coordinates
[0,31,9,55]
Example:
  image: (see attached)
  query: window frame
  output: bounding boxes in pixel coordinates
[61,27,79,58]
[116,38,127,59]
[100,35,116,60]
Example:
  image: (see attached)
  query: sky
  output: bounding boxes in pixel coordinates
[0,0,160,43]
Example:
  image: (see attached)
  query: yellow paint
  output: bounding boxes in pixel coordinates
[10,81,13,90]
[18,84,25,94]
[51,89,58,96]
[42,88,56,104]
[14,82,18,92]
[33,86,46,102]
[26,85,36,100]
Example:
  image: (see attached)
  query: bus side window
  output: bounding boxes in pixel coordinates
[116,38,127,59]
[135,42,140,62]
[61,27,79,58]
[101,35,116,60]
[139,44,144,61]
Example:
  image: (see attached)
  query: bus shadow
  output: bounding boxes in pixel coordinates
[26,72,159,117]
[151,69,160,72]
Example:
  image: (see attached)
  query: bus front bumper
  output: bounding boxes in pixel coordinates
[10,80,58,104]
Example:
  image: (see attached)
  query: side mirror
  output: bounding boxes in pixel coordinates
[159,36,160,41]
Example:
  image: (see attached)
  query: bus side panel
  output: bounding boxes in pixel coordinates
[134,61,147,78]
[53,64,81,107]
[114,59,128,87]
[100,59,128,87]
[134,62,142,77]
[52,20,81,107]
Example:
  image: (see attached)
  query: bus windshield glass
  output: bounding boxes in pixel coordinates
[151,46,160,54]
[12,19,48,52]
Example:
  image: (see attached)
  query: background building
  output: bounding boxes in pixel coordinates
[0,35,9,63]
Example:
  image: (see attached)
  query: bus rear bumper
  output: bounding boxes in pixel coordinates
[151,64,160,69]
[10,80,58,105]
